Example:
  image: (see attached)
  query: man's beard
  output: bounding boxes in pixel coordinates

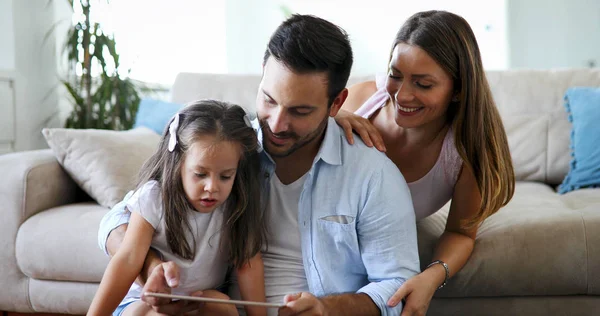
[259,116,329,158]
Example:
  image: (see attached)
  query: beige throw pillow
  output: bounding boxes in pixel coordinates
[42,127,161,208]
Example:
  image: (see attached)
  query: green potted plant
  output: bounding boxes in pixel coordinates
[60,0,140,130]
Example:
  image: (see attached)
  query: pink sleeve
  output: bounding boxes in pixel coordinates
[354,74,390,119]
[375,72,387,89]
[441,129,464,186]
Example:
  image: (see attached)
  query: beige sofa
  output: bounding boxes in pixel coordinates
[1,69,599,315]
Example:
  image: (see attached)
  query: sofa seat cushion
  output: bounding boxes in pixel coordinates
[16,202,109,283]
[417,181,600,297]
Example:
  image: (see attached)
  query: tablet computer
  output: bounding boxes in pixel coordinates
[144,292,284,309]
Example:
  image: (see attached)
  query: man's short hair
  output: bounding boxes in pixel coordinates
[263,14,353,106]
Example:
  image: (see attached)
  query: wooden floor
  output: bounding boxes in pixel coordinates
[4,313,81,316]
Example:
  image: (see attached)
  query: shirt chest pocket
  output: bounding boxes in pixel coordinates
[320,215,355,224]
[316,215,358,252]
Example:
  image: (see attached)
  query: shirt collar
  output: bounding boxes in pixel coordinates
[252,117,342,167]
[314,117,342,166]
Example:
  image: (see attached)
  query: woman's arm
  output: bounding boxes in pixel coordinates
[341,80,378,112]
[387,165,480,316]
[87,211,155,316]
[336,80,386,151]
[237,253,267,316]
[431,164,480,282]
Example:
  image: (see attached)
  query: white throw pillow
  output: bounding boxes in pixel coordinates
[42,127,161,208]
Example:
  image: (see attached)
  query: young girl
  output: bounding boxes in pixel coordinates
[88,100,267,316]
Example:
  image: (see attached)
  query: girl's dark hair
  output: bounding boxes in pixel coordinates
[392,11,515,228]
[136,99,265,268]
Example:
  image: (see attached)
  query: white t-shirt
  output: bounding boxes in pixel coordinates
[121,181,229,305]
[262,173,310,308]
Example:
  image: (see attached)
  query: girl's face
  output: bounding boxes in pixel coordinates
[181,135,242,213]
[385,43,455,129]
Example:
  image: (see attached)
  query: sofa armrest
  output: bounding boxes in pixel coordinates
[0,149,79,312]
[1,149,79,220]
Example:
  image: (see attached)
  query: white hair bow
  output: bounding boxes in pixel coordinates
[243,114,252,128]
[167,113,180,152]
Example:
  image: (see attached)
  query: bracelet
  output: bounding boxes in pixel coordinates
[426,260,450,289]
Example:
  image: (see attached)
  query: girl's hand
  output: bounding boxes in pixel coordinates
[334,109,386,152]
[387,270,441,316]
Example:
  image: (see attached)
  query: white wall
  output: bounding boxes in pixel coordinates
[508,0,600,68]
[9,0,62,151]
[109,0,228,85]
[225,0,283,74]
[223,0,509,76]
[0,0,15,70]
[53,0,75,126]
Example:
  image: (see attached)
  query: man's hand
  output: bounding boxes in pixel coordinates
[140,261,203,315]
[278,292,327,316]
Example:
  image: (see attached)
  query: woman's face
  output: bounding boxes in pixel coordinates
[385,43,455,129]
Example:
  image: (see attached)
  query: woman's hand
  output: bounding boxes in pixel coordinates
[334,109,386,152]
[387,268,443,316]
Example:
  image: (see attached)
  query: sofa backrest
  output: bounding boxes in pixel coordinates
[170,69,600,185]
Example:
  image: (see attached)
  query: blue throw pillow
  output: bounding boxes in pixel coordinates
[558,87,600,194]
[134,99,183,134]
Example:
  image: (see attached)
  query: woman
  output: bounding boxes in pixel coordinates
[336,10,515,316]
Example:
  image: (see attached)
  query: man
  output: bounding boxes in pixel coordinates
[99,14,420,316]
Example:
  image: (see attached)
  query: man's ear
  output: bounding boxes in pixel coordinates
[329,88,349,117]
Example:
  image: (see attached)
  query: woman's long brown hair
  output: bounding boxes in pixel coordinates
[392,11,515,228]
[136,100,265,268]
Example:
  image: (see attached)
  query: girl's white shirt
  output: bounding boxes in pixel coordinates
[120,180,229,305]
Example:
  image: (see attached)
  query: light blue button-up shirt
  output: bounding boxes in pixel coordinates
[256,118,420,315]
[98,117,420,315]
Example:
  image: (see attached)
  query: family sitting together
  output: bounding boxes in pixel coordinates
[87,10,515,316]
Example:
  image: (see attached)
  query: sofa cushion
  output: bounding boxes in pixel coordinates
[560,187,600,295]
[15,203,109,283]
[582,207,600,295]
[28,279,97,314]
[418,182,600,297]
[485,69,600,185]
[170,73,261,111]
[559,87,600,193]
[42,127,160,208]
